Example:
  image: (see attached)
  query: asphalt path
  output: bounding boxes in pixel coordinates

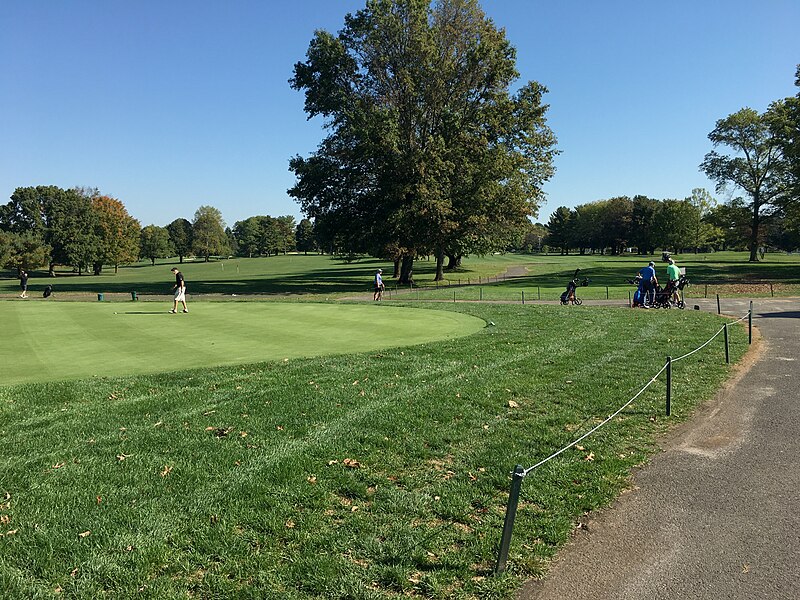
[519,297,800,600]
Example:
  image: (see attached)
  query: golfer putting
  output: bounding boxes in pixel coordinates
[170,267,188,313]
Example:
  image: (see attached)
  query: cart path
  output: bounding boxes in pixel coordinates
[518,297,800,600]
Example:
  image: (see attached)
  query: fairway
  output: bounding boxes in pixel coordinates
[0,301,485,385]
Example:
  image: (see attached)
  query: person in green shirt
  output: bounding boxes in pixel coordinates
[666,259,681,304]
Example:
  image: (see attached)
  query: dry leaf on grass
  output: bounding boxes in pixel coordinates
[78,531,91,538]
[160,465,173,477]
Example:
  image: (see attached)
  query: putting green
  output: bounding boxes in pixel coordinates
[0,301,485,385]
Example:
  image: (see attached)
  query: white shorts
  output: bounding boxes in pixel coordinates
[174,288,186,302]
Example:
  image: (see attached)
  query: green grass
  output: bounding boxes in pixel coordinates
[0,302,484,385]
[2,251,797,301]
[0,303,750,598]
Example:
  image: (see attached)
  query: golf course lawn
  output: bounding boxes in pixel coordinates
[0,301,486,385]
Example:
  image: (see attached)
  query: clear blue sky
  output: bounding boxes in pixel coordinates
[1,0,798,228]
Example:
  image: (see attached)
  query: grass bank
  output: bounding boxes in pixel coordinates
[0,303,750,598]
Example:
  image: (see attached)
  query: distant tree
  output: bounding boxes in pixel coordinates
[701,107,788,261]
[2,231,51,272]
[225,227,239,256]
[166,218,194,263]
[685,188,718,253]
[518,221,548,253]
[629,195,659,254]
[295,218,316,254]
[140,224,171,265]
[571,202,606,254]
[545,207,573,255]
[47,188,100,275]
[0,186,50,235]
[600,196,633,254]
[652,199,699,253]
[276,216,297,254]
[90,195,141,274]
[192,205,228,261]
[233,217,262,258]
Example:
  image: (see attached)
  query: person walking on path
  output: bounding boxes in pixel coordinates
[19,269,28,298]
[373,269,385,301]
[170,267,188,313]
[639,261,658,307]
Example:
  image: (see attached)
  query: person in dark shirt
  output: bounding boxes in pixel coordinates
[170,267,188,313]
[19,270,29,298]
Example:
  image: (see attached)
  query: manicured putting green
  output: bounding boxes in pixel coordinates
[0,301,485,385]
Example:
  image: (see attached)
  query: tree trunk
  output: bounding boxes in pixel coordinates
[392,258,400,279]
[151,257,156,265]
[749,196,761,262]
[180,255,184,263]
[445,254,462,270]
[434,249,445,281]
[398,254,414,285]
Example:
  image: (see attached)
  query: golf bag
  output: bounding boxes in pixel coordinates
[43,285,52,298]
[560,269,588,305]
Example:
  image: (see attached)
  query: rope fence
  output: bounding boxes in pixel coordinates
[494,301,754,574]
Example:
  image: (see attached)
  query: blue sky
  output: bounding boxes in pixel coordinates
[1,0,798,228]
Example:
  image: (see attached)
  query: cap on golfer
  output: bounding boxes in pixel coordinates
[377,269,382,273]
[171,267,178,272]
[649,261,655,266]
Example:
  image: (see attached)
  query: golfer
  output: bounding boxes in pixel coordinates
[19,269,28,298]
[373,269,385,301]
[666,258,681,304]
[170,267,188,313]
[638,261,658,307]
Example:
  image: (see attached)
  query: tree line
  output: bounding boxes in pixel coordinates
[0,185,322,275]
[543,64,799,258]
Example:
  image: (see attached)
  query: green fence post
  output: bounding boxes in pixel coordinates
[724,323,730,364]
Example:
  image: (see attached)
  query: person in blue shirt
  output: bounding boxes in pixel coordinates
[638,261,658,307]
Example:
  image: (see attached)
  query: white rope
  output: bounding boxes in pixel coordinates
[671,325,725,363]
[520,307,753,478]
[522,363,668,478]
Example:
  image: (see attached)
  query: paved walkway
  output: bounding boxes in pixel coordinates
[519,297,800,600]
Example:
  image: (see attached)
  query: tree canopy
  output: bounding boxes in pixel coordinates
[289,0,557,282]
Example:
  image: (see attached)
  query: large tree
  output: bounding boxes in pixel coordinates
[289,0,557,283]
[295,218,316,254]
[701,107,788,261]
[192,205,228,261]
[544,206,573,255]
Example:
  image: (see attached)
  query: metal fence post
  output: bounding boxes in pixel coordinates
[666,356,672,416]
[453,290,456,303]
[724,323,730,364]
[495,465,525,574]
[480,288,483,301]
[606,286,609,300]
[628,290,632,308]
[716,294,721,315]
[537,286,540,300]
[522,290,525,305]
[704,284,708,298]
[749,301,753,345]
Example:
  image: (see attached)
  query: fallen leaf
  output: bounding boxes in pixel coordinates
[78,531,91,538]
[0,515,9,525]
[52,462,65,469]
[584,453,595,462]
[508,400,519,408]
[54,585,62,594]
[96,496,102,504]
[160,465,173,477]
[742,564,750,574]
[285,519,295,529]
[70,567,79,576]
[239,431,248,438]
[351,506,359,512]
[327,460,339,466]
[276,426,284,431]
[307,476,317,484]
[6,529,18,535]
[116,453,131,462]
[576,445,585,451]
[153,421,163,428]
[343,458,361,469]
[468,472,478,482]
